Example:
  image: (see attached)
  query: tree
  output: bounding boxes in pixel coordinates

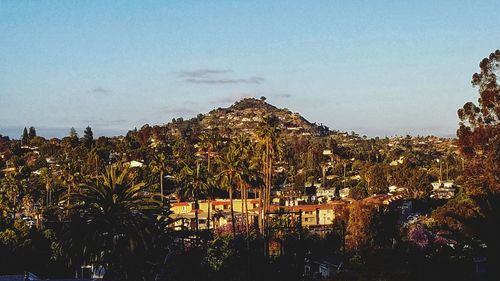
[0,174,23,220]
[406,169,432,199]
[21,127,28,145]
[178,160,209,238]
[258,114,281,234]
[349,180,368,200]
[69,127,78,139]
[231,133,255,238]
[61,165,168,280]
[59,162,80,209]
[365,164,388,195]
[28,126,36,139]
[83,126,94,150]
[150,152,170,202]
[39,167,53,206]
[439,49,500,273]
[198,128,222,230]
[217,148,246,237]
[198,128,221,173]
[345,201,378,252]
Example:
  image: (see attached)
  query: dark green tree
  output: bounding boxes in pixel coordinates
[83,126,94,150]
[217,147,246,237]
[406,169,432,199]
[150,152,170,202]
[365,164,388,195]
[21,127,28,145]
[349,180,369,200]
[61,165,169,280]
[178,160,209,237]
[28,126,36,139]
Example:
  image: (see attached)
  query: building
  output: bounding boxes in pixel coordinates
[170,199,261,231]
[304,255,343,279]
[316,187,336,198]
[127,160,144,168]
[430,181,456,199]
[270,202,349,228]
[170,199,350,232]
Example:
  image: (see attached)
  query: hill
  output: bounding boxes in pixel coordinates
[199,98,329,137]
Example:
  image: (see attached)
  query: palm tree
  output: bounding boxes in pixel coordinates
[257,115,281,234]
[39,167,53,206]
[204,176,219,230]
[0,174,22,220]
[198,128,221,173]
[150,152,170,202]
[61,165,167,280]
[177,160,209,238]
[59,161,80,208]
[243,161,264,239]
[198,128,222,230]
[231,133,254,237]
[217,148,246,237]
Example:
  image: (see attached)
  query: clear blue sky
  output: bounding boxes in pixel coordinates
[1,1,499,138]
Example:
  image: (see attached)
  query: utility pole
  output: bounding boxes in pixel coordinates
[436,159,442,182]
[440,160,442,182]
[446,161,449,181]
[343,162,347,188]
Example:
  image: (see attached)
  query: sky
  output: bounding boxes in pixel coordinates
[1,1,499,139]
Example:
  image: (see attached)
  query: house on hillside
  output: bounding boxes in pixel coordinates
[339,188,350,199]
[316,187,335,198]
[430,181,456,199]
[127,160,144,168]
[304,255,343,279]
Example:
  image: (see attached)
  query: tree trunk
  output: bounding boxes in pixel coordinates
[230,184,236,237]
[207,151,211,173]
[264,138,270,234]
[207,151,212,230]
[207,197,211,230]
[67,184,71,207]
[267,156,272,220]
[160,171,164,202]
[240,181,244,226]
[244,184,249,239]
[46,182,50,206]
[195,198,199,241]
[258,189,263,234]
[244,185,251,278]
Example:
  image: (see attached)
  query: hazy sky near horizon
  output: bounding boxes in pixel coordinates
[1,1,499,138]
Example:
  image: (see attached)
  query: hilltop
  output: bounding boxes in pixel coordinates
[199,98,329,137]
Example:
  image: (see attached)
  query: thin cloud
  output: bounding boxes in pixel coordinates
[178,69,232,78]
[179,68,265,84]
[91,87,109,94]
[274,93,293,99]
[185,76,264,84]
